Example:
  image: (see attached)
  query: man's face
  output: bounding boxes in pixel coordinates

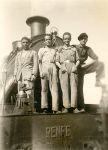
[44,35,52,47]
[79,38,88,46]
[21,39,30,50]
[63,34,71,46]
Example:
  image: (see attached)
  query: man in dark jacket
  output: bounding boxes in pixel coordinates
[75,33,105,113]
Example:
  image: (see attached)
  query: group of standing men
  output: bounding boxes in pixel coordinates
[14,32,105,114]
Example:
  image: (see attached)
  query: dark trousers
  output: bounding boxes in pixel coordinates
[77,60,105,109]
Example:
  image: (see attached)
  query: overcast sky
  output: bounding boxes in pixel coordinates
[0,0,108,104]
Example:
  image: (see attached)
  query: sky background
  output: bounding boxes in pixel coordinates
[0,0,108,104]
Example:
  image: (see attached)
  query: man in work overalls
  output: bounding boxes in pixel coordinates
[56,32,80,113]
[38,34,58,114]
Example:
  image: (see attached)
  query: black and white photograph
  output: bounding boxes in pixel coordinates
[0,0,108,149]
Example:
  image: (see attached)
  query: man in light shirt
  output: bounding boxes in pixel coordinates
[14,37,38,112]
[56,32,80,113]
[38,34,58,114]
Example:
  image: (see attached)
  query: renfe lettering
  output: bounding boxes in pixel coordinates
[46,125,71,138]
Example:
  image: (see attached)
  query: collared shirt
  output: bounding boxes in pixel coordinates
[14,49,38,81]
[76,44,98,64]
[38,47,57,79]
[56,45,79,64]
[38,47,56,64]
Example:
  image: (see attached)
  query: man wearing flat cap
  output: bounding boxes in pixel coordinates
[74,33,105,113]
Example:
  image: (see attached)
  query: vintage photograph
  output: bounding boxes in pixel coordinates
[0,0,108,149]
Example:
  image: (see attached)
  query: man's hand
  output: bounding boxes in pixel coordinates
[13,75,17,83]
[72,65,77,73]
[40,72,45,79]
[61,68,67,73]
[31,74,36,81]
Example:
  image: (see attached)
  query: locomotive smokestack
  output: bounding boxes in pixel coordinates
[26,16,50,37]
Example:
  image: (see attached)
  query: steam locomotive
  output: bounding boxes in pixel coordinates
[0,16,108,150]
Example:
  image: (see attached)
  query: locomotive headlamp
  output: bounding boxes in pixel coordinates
[50,27,58,46]
[50,26,58,36]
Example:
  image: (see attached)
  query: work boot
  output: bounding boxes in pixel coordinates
[42,108,48,114]
[53,111,57,114]
[73,108,80,113]
[79,108,85,113]
[56,111,62,114]
[73,108,85,113]
[62,108,69,113]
